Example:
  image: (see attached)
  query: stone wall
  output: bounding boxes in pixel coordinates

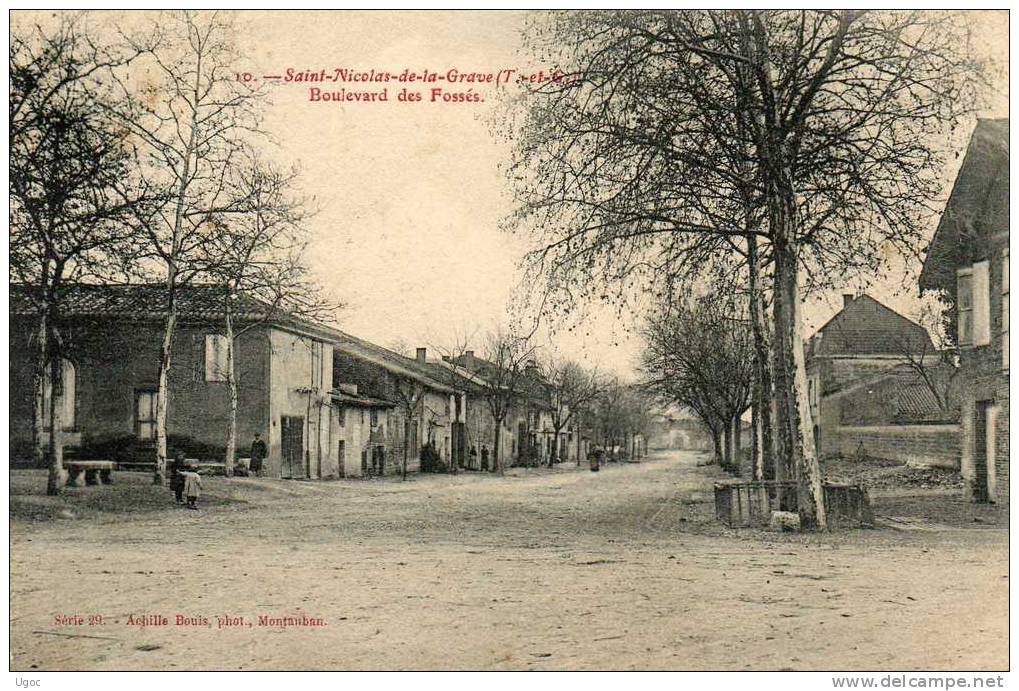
[829,424,960,469]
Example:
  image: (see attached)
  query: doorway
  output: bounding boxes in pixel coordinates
[280,415,305,479]
[973,401,991,502]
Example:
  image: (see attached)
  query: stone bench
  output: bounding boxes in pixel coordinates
[65,460,114,487]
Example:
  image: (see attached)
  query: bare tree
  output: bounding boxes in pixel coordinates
[112,11,266,484]
[891,298,961,419]
[641,296,754,472]
[473,331,536,474]
[10,16,156,494]
[511,10,983,528]
[206,154,332,476]
[539,357,603,465]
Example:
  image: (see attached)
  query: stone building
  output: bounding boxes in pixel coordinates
[920,117,1009,503]
[804,293,953,466]
[10,284,342,479]
[331,340,456,475]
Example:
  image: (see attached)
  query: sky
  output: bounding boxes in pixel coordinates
[14,10,1010,377]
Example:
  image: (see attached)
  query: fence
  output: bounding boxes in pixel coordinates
[714,479,874,529]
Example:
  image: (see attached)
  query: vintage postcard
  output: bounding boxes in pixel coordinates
[7,8,1010,678]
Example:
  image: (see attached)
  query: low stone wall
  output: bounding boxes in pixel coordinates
[830,424,960,469]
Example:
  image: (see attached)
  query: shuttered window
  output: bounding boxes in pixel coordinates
[957,269,973,346]
[136,390,157,441]
[972,260,991,346]
[1003,250,1009,370]
[42,359,76,430]
[205,334,229,382]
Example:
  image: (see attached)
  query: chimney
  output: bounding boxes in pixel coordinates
[338,383,358,395]
[842,293,854,309]
[416,347,427,363]
[464,349,475,369]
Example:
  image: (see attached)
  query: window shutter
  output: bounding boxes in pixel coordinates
[1003,250,1010,370]
[205,334,229,382]
[205,335,217,381]
[973,260,991,346]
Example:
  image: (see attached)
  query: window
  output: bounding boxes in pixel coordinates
[957,269,973,346]
[337,406,345,427]
[136,390,157,441]
[312,342,324,389]
[1003,249,1009,370]
[370,408,379,428]
[42,359,76,430]
[204,334,229,382]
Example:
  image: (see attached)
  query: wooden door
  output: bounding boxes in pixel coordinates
[973,402,990,502]
[280,415,305,479]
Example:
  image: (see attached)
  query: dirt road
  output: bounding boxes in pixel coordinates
[9,450,1008,670]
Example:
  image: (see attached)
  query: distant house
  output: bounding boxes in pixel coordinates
[331,341,457,475]
[649,414,713,452]
[446,352,576,467]
[10,284,343,479]
[804,293,959,466]
[920,118,1009,503]
[331,383,395,477]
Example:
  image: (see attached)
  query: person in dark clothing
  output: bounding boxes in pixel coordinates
[250,433,267,476]
[170,449,186,504]
[480,445,489,472]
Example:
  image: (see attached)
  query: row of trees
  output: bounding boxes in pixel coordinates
[641,294,754,474]
[508,10,985,529]
[11,12,327,493]
[431,331,653,476]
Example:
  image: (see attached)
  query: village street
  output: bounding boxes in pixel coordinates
[10,450,1008,671]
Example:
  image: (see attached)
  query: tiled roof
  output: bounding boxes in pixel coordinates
[11,282,453,393]
[893,382,952,424]
[448,353,551,408]
[920,118,1009,292]
[807,294,935,358]
[9,282,347,342]
[330,390,396,408]
[830,364,959,425]
[330,334,454,393]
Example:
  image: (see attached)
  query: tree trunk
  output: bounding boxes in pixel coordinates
[402,412,411,480]
[747,232,775,480]
[33,302,49,472]
[224,303,236,478]
[710,427,721,464]
[772,208,826,530]
[45,337,64,496]
[732,416,743,476]
[493,420,504,474]
[154,303,176,485]
[721,423,732,470]
[155,103,197,486]
[576,413,582,466]
[752,401,764,481]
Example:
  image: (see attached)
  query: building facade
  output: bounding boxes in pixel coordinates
[804,293,944,463]
[10,284,343,479]
[920,118,1009,503]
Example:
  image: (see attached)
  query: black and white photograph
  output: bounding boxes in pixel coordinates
[6,7,1011,679]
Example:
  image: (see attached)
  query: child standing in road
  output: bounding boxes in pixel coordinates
[182,466,202,510]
